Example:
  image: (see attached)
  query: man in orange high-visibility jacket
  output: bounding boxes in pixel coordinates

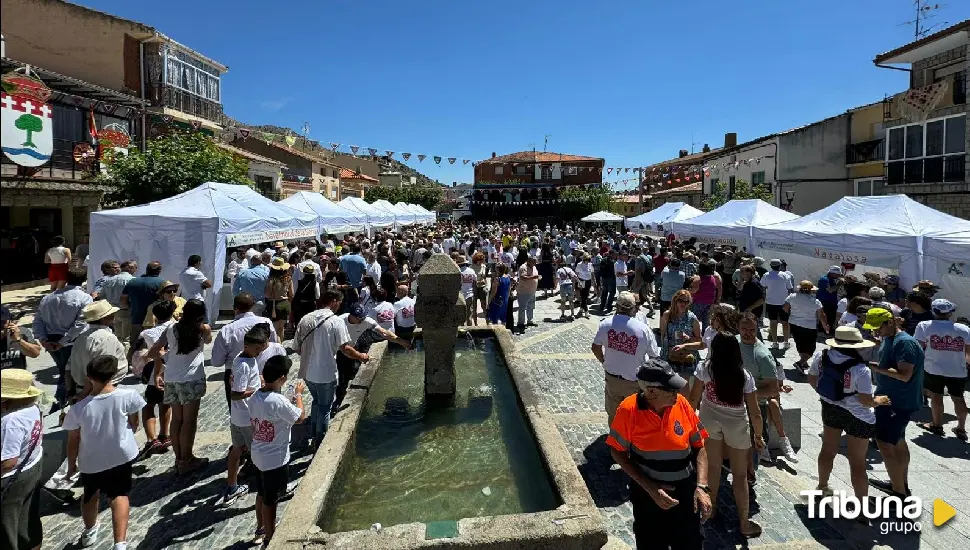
[607,359,712,549]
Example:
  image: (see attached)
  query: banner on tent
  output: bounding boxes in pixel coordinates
[226,228,318,247]
[757,240,898,267]
[695,236,742,246]
[939,259,970,278]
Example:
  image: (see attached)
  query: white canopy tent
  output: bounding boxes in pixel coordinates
[581,211,626,223]
[903,200,970,312]
[396,202,428,225]
[405,203,436,224]
[669,199,798,251]
[751,195,967,299]
[278,191,367,235]
[372,199,416,227]
[338,196,394,229]
[88,182,319,321]
[625,202,704,234]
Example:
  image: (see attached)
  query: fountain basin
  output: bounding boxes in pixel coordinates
[272,327,607,549]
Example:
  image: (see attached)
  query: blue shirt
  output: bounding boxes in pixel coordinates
[340,254,367,288]
[876,331,925,412]
[660,268,686,301]
[32,286,93,341]
[232,265,270,301]
[816,275,839,304]
[122,275,165,326]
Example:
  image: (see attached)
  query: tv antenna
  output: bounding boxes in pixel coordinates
[899,1,947,39]
[300,121,311,151]
[543,134,551,152]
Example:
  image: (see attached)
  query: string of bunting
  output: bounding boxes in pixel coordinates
[469,197,589,206]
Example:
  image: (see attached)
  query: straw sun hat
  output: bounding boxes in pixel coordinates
[81,300,120,323]
[1,368,44,399]
[825,326,875,350]
[269,257,290,271]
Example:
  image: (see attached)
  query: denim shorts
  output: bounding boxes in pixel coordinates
[560,282,574,298]
[875,406,914,445]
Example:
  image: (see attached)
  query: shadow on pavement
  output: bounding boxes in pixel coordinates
[577,434,630,508]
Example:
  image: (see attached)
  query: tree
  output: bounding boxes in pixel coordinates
[98,131,252,207]
[557,183,615,219]
[702,178,774,211]
[15,114,42,147]
[364,182,443,211]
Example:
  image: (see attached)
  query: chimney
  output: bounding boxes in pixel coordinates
[452,182,457,187]
[678,149,689,158]
[724,133,737,148]
[702,143,711,153]
[491,152,496,158]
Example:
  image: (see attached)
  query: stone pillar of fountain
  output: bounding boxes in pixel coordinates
[414,254,468,405]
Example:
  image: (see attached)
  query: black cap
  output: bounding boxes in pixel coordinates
[636,359,687,392]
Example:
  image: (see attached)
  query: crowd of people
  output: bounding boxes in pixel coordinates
[1,219,968,550]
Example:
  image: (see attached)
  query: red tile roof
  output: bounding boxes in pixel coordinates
[612,195,641,203]
[874,20,970,64]
[339,168,379,183]
[480,151,603,164]
[215,142,284,166]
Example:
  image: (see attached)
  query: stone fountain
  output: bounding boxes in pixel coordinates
[413,254,468,405]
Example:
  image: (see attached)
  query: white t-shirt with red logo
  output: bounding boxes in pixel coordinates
[915,320,970,379]
[459,266,477,300]
[593,315,659,380]
[249,389,302,471]
[1,405,43,478]
[692,363,755,418]
[370,302,397,332]
[394,296,416,328]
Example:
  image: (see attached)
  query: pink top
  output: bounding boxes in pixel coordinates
[693,275,717,305]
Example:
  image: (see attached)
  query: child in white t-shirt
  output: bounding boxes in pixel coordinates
[249,355,305,548]
[64,356,146,550]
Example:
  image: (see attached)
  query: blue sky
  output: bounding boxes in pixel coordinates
[83,0,945,188]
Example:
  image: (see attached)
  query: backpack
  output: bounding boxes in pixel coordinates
[815,350,858,401]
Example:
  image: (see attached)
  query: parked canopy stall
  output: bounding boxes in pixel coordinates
[670,199,798,251]
[625,202,704,236]
[372,199,417,227]
[751,195,960,298]
[278,191,367,235]
[404,203,435,224]
[915,212,970,313]
[581,211,625,223]
[338,197,394,230]
[396,202,428,225]
[89,182,319,321]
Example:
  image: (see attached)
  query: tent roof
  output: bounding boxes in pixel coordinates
[278,191,366,234]
[373,199,417,224]
[582,210,625,222]
[93,182,317,233]
[627,202,703,229]
[674,199,797,230]
[338,196,395,225]
[753,195,968,253]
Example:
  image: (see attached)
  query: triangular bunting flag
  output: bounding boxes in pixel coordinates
[447,157,456,164]
[385,151,395,159]
[102,103,118,115]
[433,156,442,164]
[462,159,470,165]
[72,96,85,108]
[367,148,377,157]
[162,115,174,124]
[191,120,202,130]
[402,152,412,161]
[261,132,274,143]
[417,154,426,162]
[330,142,340,151]
[285,135,296,147]
[238,128,251,140]
[607,168,613,174]
[350,145,360,155]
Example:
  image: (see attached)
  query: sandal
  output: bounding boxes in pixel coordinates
[917,422,945,436]
[952,427,968,442]
[253,527,265,544]
[741,520,763,538]
[747,472,757,486]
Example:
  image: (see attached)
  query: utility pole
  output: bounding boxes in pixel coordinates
[637,167,644,215]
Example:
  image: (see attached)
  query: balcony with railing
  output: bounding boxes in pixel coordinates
[0,138,100,181]
[160,86,224,123]
[886,155,965,185]
[846,139,885,165]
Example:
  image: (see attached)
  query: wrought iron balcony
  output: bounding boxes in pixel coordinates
[160,86,223,123]
[846,139,885,165]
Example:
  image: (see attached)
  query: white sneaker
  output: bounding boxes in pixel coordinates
[782,340,791,350]
[81,523,100,547]
[758,447,773,465]
[780,436,798,463]
[114,543,128,550]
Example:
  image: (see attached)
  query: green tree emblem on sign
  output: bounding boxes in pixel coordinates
[15,114,43,148]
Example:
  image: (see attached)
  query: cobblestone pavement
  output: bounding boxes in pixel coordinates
[5,285,969,549]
